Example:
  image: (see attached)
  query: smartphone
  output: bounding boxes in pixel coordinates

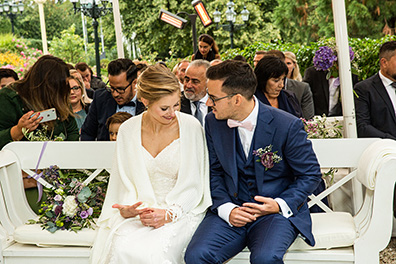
[31,108,57,123]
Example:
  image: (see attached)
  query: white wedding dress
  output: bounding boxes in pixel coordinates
[107,139,203,264]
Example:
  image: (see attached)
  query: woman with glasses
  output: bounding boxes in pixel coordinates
[69,70,92,131]
[254,56,302,118]
[91,64,211,264]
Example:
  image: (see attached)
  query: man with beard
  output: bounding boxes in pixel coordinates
[180,59,211,125]
[81,58,145,141]
[355,41,396,139]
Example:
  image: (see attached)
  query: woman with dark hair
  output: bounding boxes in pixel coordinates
[254,56,302,118]
[0,55,79,149]
[191,34,221,62]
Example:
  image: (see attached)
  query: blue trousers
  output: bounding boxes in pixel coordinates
[185,210,298,264]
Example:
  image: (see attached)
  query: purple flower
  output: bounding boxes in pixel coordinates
[54,195,62,201]
[261,152,274,169]
[54,205,63,216]
[80,211,89,219]
[87,207,93,216]
[313,46,337,71]
[349,46,355,61]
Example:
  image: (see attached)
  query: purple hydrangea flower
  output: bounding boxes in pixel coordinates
[313,46,337,71]
[80,211,89,219]
[54,194,62,201]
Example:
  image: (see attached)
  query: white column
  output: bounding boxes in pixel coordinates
[112,0,124,58]
[35,0,48,54]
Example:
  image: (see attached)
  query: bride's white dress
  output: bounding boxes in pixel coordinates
[107,139,203,264]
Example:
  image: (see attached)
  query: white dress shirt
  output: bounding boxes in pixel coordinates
[328,77,340,116]
[379,71,396,116]
[116,94,138,116]
[190,94,209,126]
[218,97,292,226]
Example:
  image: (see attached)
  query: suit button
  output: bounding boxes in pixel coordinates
[233,192,238,197]
[248,182,253,186]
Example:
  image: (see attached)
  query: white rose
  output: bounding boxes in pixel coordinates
[62,196,78,217]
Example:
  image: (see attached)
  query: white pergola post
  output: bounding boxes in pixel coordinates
[332,0,357,139]
[35,0,48,55]
[112,0,124,58]
[332,0,362,214]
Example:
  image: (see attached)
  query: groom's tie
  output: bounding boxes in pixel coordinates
[193,101,203,125]
[227,119,253,131]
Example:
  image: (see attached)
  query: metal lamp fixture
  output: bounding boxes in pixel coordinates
[69,0,113,79]
[159,1,212,53]
[0,0,24,34]
[213,0,250,49]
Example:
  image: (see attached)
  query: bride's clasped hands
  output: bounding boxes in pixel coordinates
[112,202,171,228]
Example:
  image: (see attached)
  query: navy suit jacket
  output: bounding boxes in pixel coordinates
[81,88,145,141]
[205,101,322,246]
[354,73,396,139]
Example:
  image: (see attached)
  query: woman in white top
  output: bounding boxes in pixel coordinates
[91,64,211,264]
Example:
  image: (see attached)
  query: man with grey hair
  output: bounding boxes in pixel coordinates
[181,59,211,125]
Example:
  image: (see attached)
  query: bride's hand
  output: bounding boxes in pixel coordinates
[112,202,143,219]
[138,208,171,229]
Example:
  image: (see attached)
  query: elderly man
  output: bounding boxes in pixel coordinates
[180,59,211,125]
[81,58,145,141]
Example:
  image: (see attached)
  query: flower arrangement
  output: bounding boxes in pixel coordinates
[301,115,343,139]
[28,166,109,233]
[313,40,358,80]
[253,145,282,170]
[22,126,65,142]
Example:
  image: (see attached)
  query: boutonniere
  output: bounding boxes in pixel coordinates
[253,145,282,170]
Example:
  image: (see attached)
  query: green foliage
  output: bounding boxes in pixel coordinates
[221,35,396,81]
[49,24,90,64]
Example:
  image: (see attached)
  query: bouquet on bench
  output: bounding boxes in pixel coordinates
[28,166,109,233]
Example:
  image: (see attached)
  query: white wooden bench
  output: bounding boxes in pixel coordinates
[1,138,395,264]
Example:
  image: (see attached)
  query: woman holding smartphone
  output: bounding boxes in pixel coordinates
[0,55,79,212]
[0,55,79,149]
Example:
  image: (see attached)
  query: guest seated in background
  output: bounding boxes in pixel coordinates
[105,112,132,141]
[233,55,247,62]
[75,61,106,90]
[91,64,211,264]
[191,34,221,62]
[254,56,302,118]
[69,69,92,131]
[253,50,266,68]
[0,68,18,89]
[263,50,315,120]
[355,40,396,139]
[0,55,79,212]
[81,58,145,141]
[284,51,303,81]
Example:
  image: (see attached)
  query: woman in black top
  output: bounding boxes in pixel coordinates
[191,34,221,62]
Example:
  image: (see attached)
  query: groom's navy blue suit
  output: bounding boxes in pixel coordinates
[185,101,322,264]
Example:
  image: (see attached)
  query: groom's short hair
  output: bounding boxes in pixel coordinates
[206,60,257,100]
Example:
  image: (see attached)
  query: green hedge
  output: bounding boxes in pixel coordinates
[221,35,396,81]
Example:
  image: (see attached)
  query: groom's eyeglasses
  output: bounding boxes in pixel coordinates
[206,89,237,106]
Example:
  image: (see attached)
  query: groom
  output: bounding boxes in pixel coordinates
[185,60,322,264]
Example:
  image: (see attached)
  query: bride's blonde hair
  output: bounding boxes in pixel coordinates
[136,64,181,106]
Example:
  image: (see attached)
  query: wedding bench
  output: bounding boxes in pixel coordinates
[0,142,115,264]
[1,139,395,264]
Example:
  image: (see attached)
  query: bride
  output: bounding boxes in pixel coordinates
[91,64,211,264]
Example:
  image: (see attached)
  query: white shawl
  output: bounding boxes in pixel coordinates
[91,111,211,263]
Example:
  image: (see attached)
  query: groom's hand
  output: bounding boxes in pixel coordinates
[242,196,280,217]
[229,207,256,227]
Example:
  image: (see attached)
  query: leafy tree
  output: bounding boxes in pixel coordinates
[49,24,88,64]
[274,0,396,44]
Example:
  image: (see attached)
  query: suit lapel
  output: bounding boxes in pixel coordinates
[321,71,330,107]
[373,74,396,123]
[252,103,276,191]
